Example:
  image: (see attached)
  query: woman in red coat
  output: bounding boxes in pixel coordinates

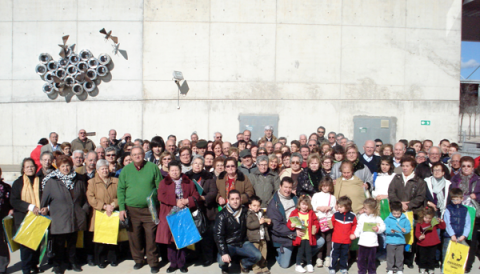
[156,160,200,273]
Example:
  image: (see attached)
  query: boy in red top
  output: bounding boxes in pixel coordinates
[329,196,357,274]
[414,207,446,274]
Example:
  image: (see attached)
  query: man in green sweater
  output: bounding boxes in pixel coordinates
[118,147,162,273]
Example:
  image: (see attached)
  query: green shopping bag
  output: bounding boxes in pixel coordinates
[466,205,476,240]
[380,199,390,220]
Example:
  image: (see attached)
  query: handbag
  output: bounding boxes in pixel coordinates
[119,209,131,230]
[319,194,332,232]
[469,180,480,218]
[192,197,207,235]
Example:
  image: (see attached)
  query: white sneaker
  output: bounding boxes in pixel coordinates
[340,269,348,274]
[329,269,336,274]
[295,265,306,273]
[324,257,331,267]
[306,264,314,272]
[387,271,394,274]
[396,271,403,274]
[419,269,426,274]
[316,258,323,268]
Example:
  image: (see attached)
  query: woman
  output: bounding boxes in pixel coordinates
[320,143,331,156]
[157,161,200,273]
[207,141,213,152]
[185,156,218,266]
[123,141,134,153]
[0,167,12,274]
[159,151,173,178]
[257,147,267,157]
[204,151,215,172]
[320,155,334,177]
[105,147,121,176]
[297,153,323,197]
[380,144,393,156]
[450,156,480,273]
[216,157,255,206]
[425,162,451,217]
[281,152,291,170]
[250,146,258,163]
[114,152,132,178]
[332,145,345,163]
[41,155,89,274]
[279,152,303,195]
[60,142,72,156]
[250,156,280,208]
[331,144,373,189]
[268,154,281,175]
[291,140,300,153]
[281,145,290,154]
[371,156,395,200]
[212,140,223,158]
[179,147,193,173]
[86,160,119,268]
[408,140,422,153]
[227,147,239,163]
[10,159,40,274]
[309,133,318,143]
[212,157,225,181]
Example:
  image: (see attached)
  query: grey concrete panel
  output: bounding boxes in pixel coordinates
[13,0,78,21]
[342,0,406,28]
[144,0,210,22]
[0,146,13,165]
[0,104,12,146]
[210,0,276,23]
[0,0,12,22]
[0,22,13,80]
[144,80,208,100]
[78,0,143,21]
[11,80,51,102]
[0,81,12,102]
[342,80,406,100]
[406,0,462,30]
[277,0,342,25]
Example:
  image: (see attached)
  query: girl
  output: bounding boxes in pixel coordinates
[287,195,320,273]
[354,198,386,274]
[372,156,395,200]
[415,207,446,274]
[311,177,336,268]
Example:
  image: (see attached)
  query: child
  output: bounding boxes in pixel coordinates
[287,195,320,273]
[311,177,337,268]
[384,201,411,274]
[442,188,471,261]
[329,196,357,274]
[246,195,271,274]
[415,206,446,274]
[354,198,386,274]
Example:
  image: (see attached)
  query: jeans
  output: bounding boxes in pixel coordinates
[217,242,262,271]
[276,235,325,268]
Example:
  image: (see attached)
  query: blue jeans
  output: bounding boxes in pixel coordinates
[276,235,325,268]
[217,241,262,271]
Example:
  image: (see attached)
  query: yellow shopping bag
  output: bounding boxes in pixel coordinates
[443,241,469,274]
[93,210,119,245]
[2,216,19,252]
[13,211,51,250]
[117,229,128,242]
[404,211,414,246]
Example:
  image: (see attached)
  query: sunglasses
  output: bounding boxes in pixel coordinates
[376,145,381,147]
[106,154,116,157]
[225,165,236,168]
[291,161,300,164]
[328,136,335,139]
[317,131,325,134]
[462,165,473,168]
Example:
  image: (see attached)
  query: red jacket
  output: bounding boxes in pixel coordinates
[30,144,43,172]
[331,211,357,244]
[287,209,320,246]
[415,220,446,247]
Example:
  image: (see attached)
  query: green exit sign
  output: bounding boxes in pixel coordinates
[421,120,431,126]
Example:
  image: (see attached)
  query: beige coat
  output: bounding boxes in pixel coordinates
[86,173,118,232]
[333,175,366,214]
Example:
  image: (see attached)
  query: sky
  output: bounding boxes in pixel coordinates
[461,41,480,80]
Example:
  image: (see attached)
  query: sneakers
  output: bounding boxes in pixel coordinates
[324,257,331,267]
[419,269,426,274]
[295,265,306,273]
[306,264,314,273]
[329,269,336,274]
[340,270,348,274]
[316,258,323,268]
[387,271,394,274]
[397,271,403,274]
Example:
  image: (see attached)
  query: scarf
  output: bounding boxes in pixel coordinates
[459,174,473,195]
[173,177,183,199]
[432,177,446,213]
[278,190,296,219]
[352,159,365,173]
[21,175,40,208]
[402,172,415,186]
[42,170,77,190]
[226,203,242,223]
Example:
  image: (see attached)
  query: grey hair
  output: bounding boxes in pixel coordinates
[317,126,325,131]
[451,152,462,158]
[299,134,307,139]
[40,151,53,160]
[86,151,98,158]
[192,155,205,166]
[134,138,144,146]
[256,155,269,164]
[72,150,84,157]
[49,132,58,137]
[213,132,222,138]
[337,133,345,138]
[428,146,441,154]
[291,152,303,165]
[96,159,109,169]
[105,146,116,154]
[328,131,336,136]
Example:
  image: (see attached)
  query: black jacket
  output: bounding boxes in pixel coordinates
[415,160,451,180]
[296,168,323,197]
[185,170,218,221]
[359,154,381,174]
[214,205,247,256]
[10,176,42,230]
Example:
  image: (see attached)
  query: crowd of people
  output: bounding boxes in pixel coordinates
[0,125,479,274]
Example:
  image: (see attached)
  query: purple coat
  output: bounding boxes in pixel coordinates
[450,173,480,203]
[156,174,200,244]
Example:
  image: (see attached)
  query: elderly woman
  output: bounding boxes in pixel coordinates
[279,152,304,195]
[105,147,121,176]
[250,155,280,208]
[380,144,393,156]
[86,160,119,268]
[179,147,193,173]
[41,155,89,273]
[10,158,41,274]
[320,155,334,177]
[450,156,480,272]
[157,161,200,273]
[114,152,132,178]
[204,151,215,172]
[268,154,281,175]
[331,144,373,189]
[216,157,255,206]
[185,156,218,266]
[158,151,173,178]
[212,157,225,181]
[61,142,72,156]
[212,140,223,158]
[424,162,452,217]
[297,153,323,197]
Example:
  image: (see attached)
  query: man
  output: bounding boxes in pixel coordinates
[415,146,450,180]
[146,138,164,165]
[180,139,191,149]
[415,151,427,164]
[298,134,307,146]
[238,150,258,177]
[117,133,132,150]
[274,142,283,151]
[423,139,433,154]
[214,132,223,142]
[308,139,318,152]
[97,137,108,149]
[118,147,162,273]
[95,147,105,160]
[222,142,232,156]
[439,139,450,161]
[374,139,383,156]
[336,133,345,144]
[31,138,49,171]
[339,138,348,148]
[75,151,97,180]
[265,142,274,155]
[299,145,310,169]
[134,139,144,148]
[166,139,176,154]
[393,142,405,169]
[260,125,278,144]
[214,190,262,274]
[41,132,60,153]
[108,129,120,147]
[278,137,287,146]
[243,130,255,146]
[232,133,244,147]
[359,140,381,174]
[196,140,207,157]
[167,135,176,143]
[71,129,96,151]
[449,153,461,177]
[316,126,326,144]
[191,132,199,142]
[72,150,85,169]
[37,151,54,182]
[267,177,325,268]
[327,132,337,147]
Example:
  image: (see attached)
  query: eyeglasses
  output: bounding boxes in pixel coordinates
[106,154,115,157]
[462,165,473,168]
[258,152,266,155]
[225,165,236,168]
[451,160,460,163]
[328,136,335,139]
[432,169,443,173]
[308,144,315,147]
[163,158,172,161]
[258,164,268,167]
[291,161,300,164]
[317,131,325,134]
[376,145,381,147]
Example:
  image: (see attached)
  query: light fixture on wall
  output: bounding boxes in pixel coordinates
[173,71,189,109]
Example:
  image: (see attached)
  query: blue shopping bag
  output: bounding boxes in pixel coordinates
[166,208,202,249]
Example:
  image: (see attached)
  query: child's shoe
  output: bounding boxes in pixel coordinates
[397,271,403,274]
[340,269,348,274]
[419,269,426,274]
[324,257,331,267]
[329,269,335,274]
[306,264,314,273]
[295,265,306,273]
[316,259,323,268]
[387,271,394,274]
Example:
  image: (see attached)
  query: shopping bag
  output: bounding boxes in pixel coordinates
[38,230,48,264]
[93,210,119,245]
[147,189,160,225]
[166,208,202,249]
[13,211,51,250]
[349,238,359,251]
[76,231,84,248]
[443,241,469,274]
[2,216,19,252]
[380,199,390,220]
[118,228,128,242]
[404,211,414,248]
[465,205,476,240]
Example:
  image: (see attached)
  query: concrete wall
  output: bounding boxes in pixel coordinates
[0,0,462,165]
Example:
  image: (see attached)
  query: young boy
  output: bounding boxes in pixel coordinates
[329,196,357,274]
[442,188,471,259]
[246,195,271,274]
[384,201,412,274]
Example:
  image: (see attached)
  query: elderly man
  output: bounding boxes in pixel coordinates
[238,150,258,177]
[439,139,450,161]
[75,151,97,180]
[327,132,337,147]
[166,139,176,154]
[278,137,287,146]
[214,190,262,274]
[260,125,278,144]
[308,139,318,153]
[415,151,427,165]
[179,139,191,149]
[222,142,232,156]
[37,151,55,182]
[449,153,461,177]
[214,132,223,142]
[339,138,348,148]
[274,142,283,151]
[359,140,380,174]
[393,142,405,169]
[250,155,280,207]
[299,145,310,169]
[196,140,207,156]
[71,129,96,151]
[117,133,132,150]
[336,133,345,144]
[232,133,244,147]
[41,132,61,153]
[265,142,274,155]
[99,137,109,149]
[134,139,144,148]
[72,150,85,169]
[316,126,326,144]
[243,130,256,146]
[298,134,308,146]
[423,139,433,154]
[415,146,450,180]
[267,177,325,268]
[95,147,105,160]
[118,147,162,273]
[191,132,199,142]
[374,139,383,156]
[108,129,120,147]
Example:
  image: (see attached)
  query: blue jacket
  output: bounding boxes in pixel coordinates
[384,213,411,245]
[266,192,298,248]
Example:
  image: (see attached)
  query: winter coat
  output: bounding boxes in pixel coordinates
[214,205,248,255]
[238,164,258,179]
[70,137,96,152]
[384,213,411,245]
[450,173,480,203]
[331,160,373,189]
[249,169,280,208]
[311,191,336,220]
[287,209,320,247]
[156,174,200,244]
[415,220,446,247]
[415,160,451,180]
[30,145,42,172]
[296,168,323,197]
[216,170,255,205]
[86,173,118,232]
[424,176,451,217]
[444,203,469,238]
[388,174,426,212]
[259,135,278,144]
[185,170,218,221]
[333,176,367,214]
[359,154,381,174]
[354,213,386,247]
[246,209,270,242]
[331,211,357,244]
[10,176,41,230]
[266,191,298,248]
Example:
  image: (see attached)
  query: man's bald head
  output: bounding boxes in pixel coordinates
[363,140,375,156]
